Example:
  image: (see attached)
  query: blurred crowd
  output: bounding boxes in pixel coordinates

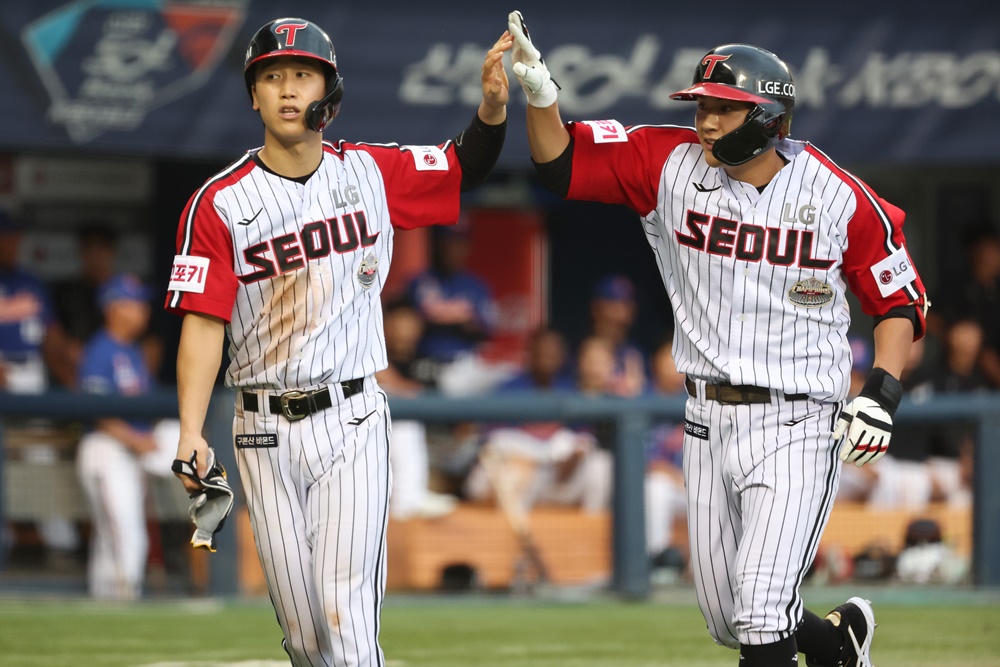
[2,211,996,594]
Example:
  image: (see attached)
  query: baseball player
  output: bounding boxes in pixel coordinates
[508,11,928,667]
[76,274,177,600]
[165,17,511,666]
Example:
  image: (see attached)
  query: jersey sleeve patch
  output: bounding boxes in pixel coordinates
[169,255,210,294]
[582,119,628,143]
[870,248,917,298]
[404,145,449,171]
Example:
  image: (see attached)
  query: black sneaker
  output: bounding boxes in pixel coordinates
[825,596,876,667]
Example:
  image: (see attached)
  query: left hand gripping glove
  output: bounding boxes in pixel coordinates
[833,368,903,467]
[171,448,235,552]
[508,10,559,108]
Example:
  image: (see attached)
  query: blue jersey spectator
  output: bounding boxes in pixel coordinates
[79,331,153,430]
[76,273,173,601]
[0,209,73,392]
[408,224,495,366]
[464,328,612,513]
[581,275,648,396]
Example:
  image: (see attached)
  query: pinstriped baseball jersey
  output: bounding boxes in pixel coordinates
[565,120,925,402]
[166,140,461,390]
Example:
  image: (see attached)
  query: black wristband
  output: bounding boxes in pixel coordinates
[859,367,903,418]
[531,137,574,198]
[453,112,506,192]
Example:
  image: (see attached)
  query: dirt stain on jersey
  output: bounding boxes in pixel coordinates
[260,270,310,369]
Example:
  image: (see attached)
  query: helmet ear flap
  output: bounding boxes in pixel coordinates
[711,101,788,166]
[305,72,343,132]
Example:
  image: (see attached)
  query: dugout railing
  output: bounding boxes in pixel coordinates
[1,389,998,598]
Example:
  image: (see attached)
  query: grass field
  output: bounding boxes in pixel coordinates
[0,589,998,666]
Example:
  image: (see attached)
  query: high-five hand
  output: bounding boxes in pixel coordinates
[508,10,558,108]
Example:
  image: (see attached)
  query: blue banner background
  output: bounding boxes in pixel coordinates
[1,0,999,167]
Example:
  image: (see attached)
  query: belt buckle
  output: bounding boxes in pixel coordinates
[279,390,310,421]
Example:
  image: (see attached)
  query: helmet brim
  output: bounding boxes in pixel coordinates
[245,50,338,74]
[669,82,772,106]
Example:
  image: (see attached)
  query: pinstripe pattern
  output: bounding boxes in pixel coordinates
[683,393,841,648]
[167,140,460,390]
[169,137,459,665]
[236,381,390,666]
[642,137,858,402]
[566,123,925,652]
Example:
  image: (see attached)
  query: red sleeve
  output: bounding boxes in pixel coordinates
[842,181,927,339]
[565,121,697,216]
[164,184,239,323]
[358,141,463,230]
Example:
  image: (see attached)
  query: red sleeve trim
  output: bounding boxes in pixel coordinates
[350,141,462,230]
[567,122,697,216]
[806,144,926,339]
[164,157,250,323]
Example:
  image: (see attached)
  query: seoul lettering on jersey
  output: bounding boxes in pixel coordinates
[239,209,379,284]
[166,139,461,390]
[675,209,835,269]
[564,120,925,403]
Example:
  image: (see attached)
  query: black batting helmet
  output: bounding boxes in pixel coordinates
[244,18,344,132]
[670,44,794,166]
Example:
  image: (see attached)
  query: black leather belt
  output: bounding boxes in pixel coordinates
[242,378,364,421]
[685,377,808,405]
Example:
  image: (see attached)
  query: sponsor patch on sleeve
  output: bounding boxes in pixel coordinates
[583,119,628,143]
[404,145,449,171]
[870,248,917,298]
[169,255,209,294]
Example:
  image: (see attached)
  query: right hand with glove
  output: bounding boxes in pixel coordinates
[172,447,235,552]
[833,367,903,467]
[508,10,559,108]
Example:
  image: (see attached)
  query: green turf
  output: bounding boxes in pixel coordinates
[0,594,998,666]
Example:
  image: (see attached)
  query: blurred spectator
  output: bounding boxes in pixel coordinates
[839,336,932,509]
[500,327,576,393]
[50,223,165,379]
[0,208,78,558]
[914,316,985,508]
[376,301,456,520]
[0,209,74,391]
[463,328,611,513]
[407,222,496,392]
[576,334,618,396]
[50,223,118,367]
[643,337,688,581]
[75,274,177,600]
[839,318,981,511]
[583,275,647,396]
[953,224,1000,387]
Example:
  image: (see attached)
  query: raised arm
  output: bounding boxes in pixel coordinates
[452,31,513,192]
[508,10,570,162]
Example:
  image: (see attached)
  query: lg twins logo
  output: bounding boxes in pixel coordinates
[274,22,307,47]
[701,53,731,79]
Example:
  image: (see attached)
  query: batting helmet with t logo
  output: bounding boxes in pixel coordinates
[670,44,794,166]
[244,18,344,132]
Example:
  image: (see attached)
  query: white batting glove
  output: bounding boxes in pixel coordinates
[508,10,558,108]
[833,368,903,467]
